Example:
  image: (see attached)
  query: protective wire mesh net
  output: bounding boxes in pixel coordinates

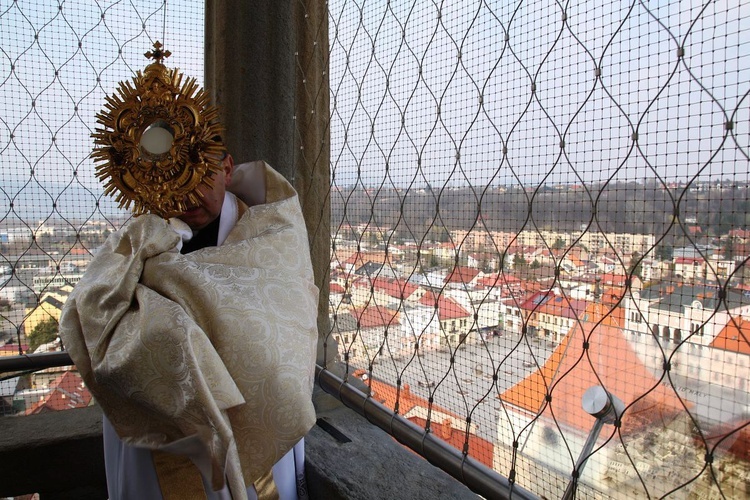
[1,1,749,499]
[0,0,203,406]
[325,1,749,498]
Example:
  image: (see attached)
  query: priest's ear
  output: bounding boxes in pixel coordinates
[221,152,235,187]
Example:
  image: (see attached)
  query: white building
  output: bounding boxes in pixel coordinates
[497,305,690,498]
[624,284,750,346]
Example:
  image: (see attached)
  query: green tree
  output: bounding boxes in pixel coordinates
[655,244,673,261]
[722,236,735,261]
[479,255,491,272]
[551,238,565,250]
[513,253,527,270]
[28,317,58,352]
[628,252,643,279]
[530,259,541,270]
[429,254,439,268]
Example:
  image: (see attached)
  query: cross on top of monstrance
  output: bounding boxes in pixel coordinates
[144,41,172,63]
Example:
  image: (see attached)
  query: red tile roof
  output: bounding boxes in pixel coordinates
[477,273,521,288]
[675,257,704,265]
[600,286,626,307]
[353,305,400,328]
[599,273,628,286]
[353,370,494,467]
[68,246,91,256]
[565,255,585,268]
[500,303,685,433]
[0,344,28,356]
[343,251,390,266]
[25,371,92,414]
[519,279,544,293]
[535,296,588,320]
[372,277,419,300]
[710,317,750,355]
[419,291,471,320]
[410,415,494,467]
[729,229,750,239]
[702,418,750,462]
[444,266,480,284]
[518,290,554,312]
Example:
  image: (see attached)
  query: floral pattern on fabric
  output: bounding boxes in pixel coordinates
[60,163,319,498]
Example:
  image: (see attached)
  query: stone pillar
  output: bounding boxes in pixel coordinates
[205,1,295,172]
[291,0,333,364]
[205,0,332,363]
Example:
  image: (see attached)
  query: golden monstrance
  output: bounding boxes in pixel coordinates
[91,42,224,218]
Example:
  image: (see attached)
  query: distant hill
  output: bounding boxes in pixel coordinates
[331,181,749,239]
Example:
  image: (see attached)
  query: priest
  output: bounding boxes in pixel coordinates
[61,43,319,499]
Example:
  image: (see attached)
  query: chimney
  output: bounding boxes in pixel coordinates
[441,418,453,439]
[593,277,602,302]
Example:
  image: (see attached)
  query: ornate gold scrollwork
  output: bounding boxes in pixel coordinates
[91,42,224,218]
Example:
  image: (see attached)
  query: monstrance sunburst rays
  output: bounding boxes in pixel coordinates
[91,42,224,218]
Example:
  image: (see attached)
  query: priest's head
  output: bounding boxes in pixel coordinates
[178,151,235,230]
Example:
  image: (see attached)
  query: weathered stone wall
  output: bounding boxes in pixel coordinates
[0,397,480,500]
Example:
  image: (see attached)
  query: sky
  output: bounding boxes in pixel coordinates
[0,0,204,221]
[0,0,748,224]
[327,0,749,188]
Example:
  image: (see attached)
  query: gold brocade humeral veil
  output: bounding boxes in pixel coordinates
[59,162,319,498]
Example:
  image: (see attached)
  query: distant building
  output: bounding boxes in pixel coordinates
[330,305,401,362]
[673,256,707,282]
[0,343,28,357]
[625,284,750,346]
[497,302,686,498]
[706,255,736,280]
[467,252,499,271]
[398,301,443,353]
[371,276,424,305]
[348,276,421,308]
[437,290,496,341]
[673,245,716,260]
[0,376,29,415]
[707,317,750,393]
[419,291,472,348]
[443,265,481,288]
[24,286,72,334]
[32,273,83,293]
[530,294,588,343]
[337,250,393,275]
[329,312,361,361]
[433,242,460,266]
[23,371,92,415]
[728,229,750,242]
[625,284,750,416]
